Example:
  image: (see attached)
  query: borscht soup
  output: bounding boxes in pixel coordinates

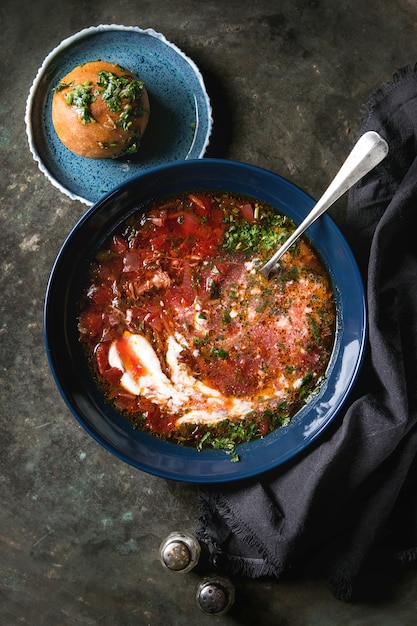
[77,191,335,460]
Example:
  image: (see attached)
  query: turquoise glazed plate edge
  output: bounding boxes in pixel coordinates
[25,24,213,206]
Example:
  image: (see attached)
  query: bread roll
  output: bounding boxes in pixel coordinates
[52,60,150,159]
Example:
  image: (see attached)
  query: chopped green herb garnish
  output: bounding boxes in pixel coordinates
[53,81,74,93]
[97,70,146,130]
[98,141,118,150]
[56,70,147,131]
[307,314,321,344]
[222,311,232,324]
[196,420,258,461]
[118,130,142,156]
[193,336,208,347]
[65,83,96,123]
[222,210,294,257]
[211,347,229,360]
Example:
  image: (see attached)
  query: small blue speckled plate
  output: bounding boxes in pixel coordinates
[25,24,213,206]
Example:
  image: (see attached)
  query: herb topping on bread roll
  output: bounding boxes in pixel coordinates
[52,60,150,159]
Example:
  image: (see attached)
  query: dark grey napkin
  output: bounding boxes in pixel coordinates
[196,65,417,602]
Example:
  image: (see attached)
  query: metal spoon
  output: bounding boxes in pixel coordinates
[259,131,389,278]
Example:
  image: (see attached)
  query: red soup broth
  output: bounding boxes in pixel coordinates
[77,191,335,457]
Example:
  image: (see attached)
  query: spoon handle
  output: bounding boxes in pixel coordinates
[259,131,389,278]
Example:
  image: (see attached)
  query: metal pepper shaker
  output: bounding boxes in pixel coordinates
[195,574,235,615]
[159,532,201,574]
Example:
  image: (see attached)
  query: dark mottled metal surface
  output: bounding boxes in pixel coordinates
[1,0,417,623]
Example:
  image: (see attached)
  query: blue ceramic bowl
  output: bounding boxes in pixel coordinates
[44,159,367,483]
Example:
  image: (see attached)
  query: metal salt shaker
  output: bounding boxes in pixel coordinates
[195,574,235,615]
[159,531,201,574]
